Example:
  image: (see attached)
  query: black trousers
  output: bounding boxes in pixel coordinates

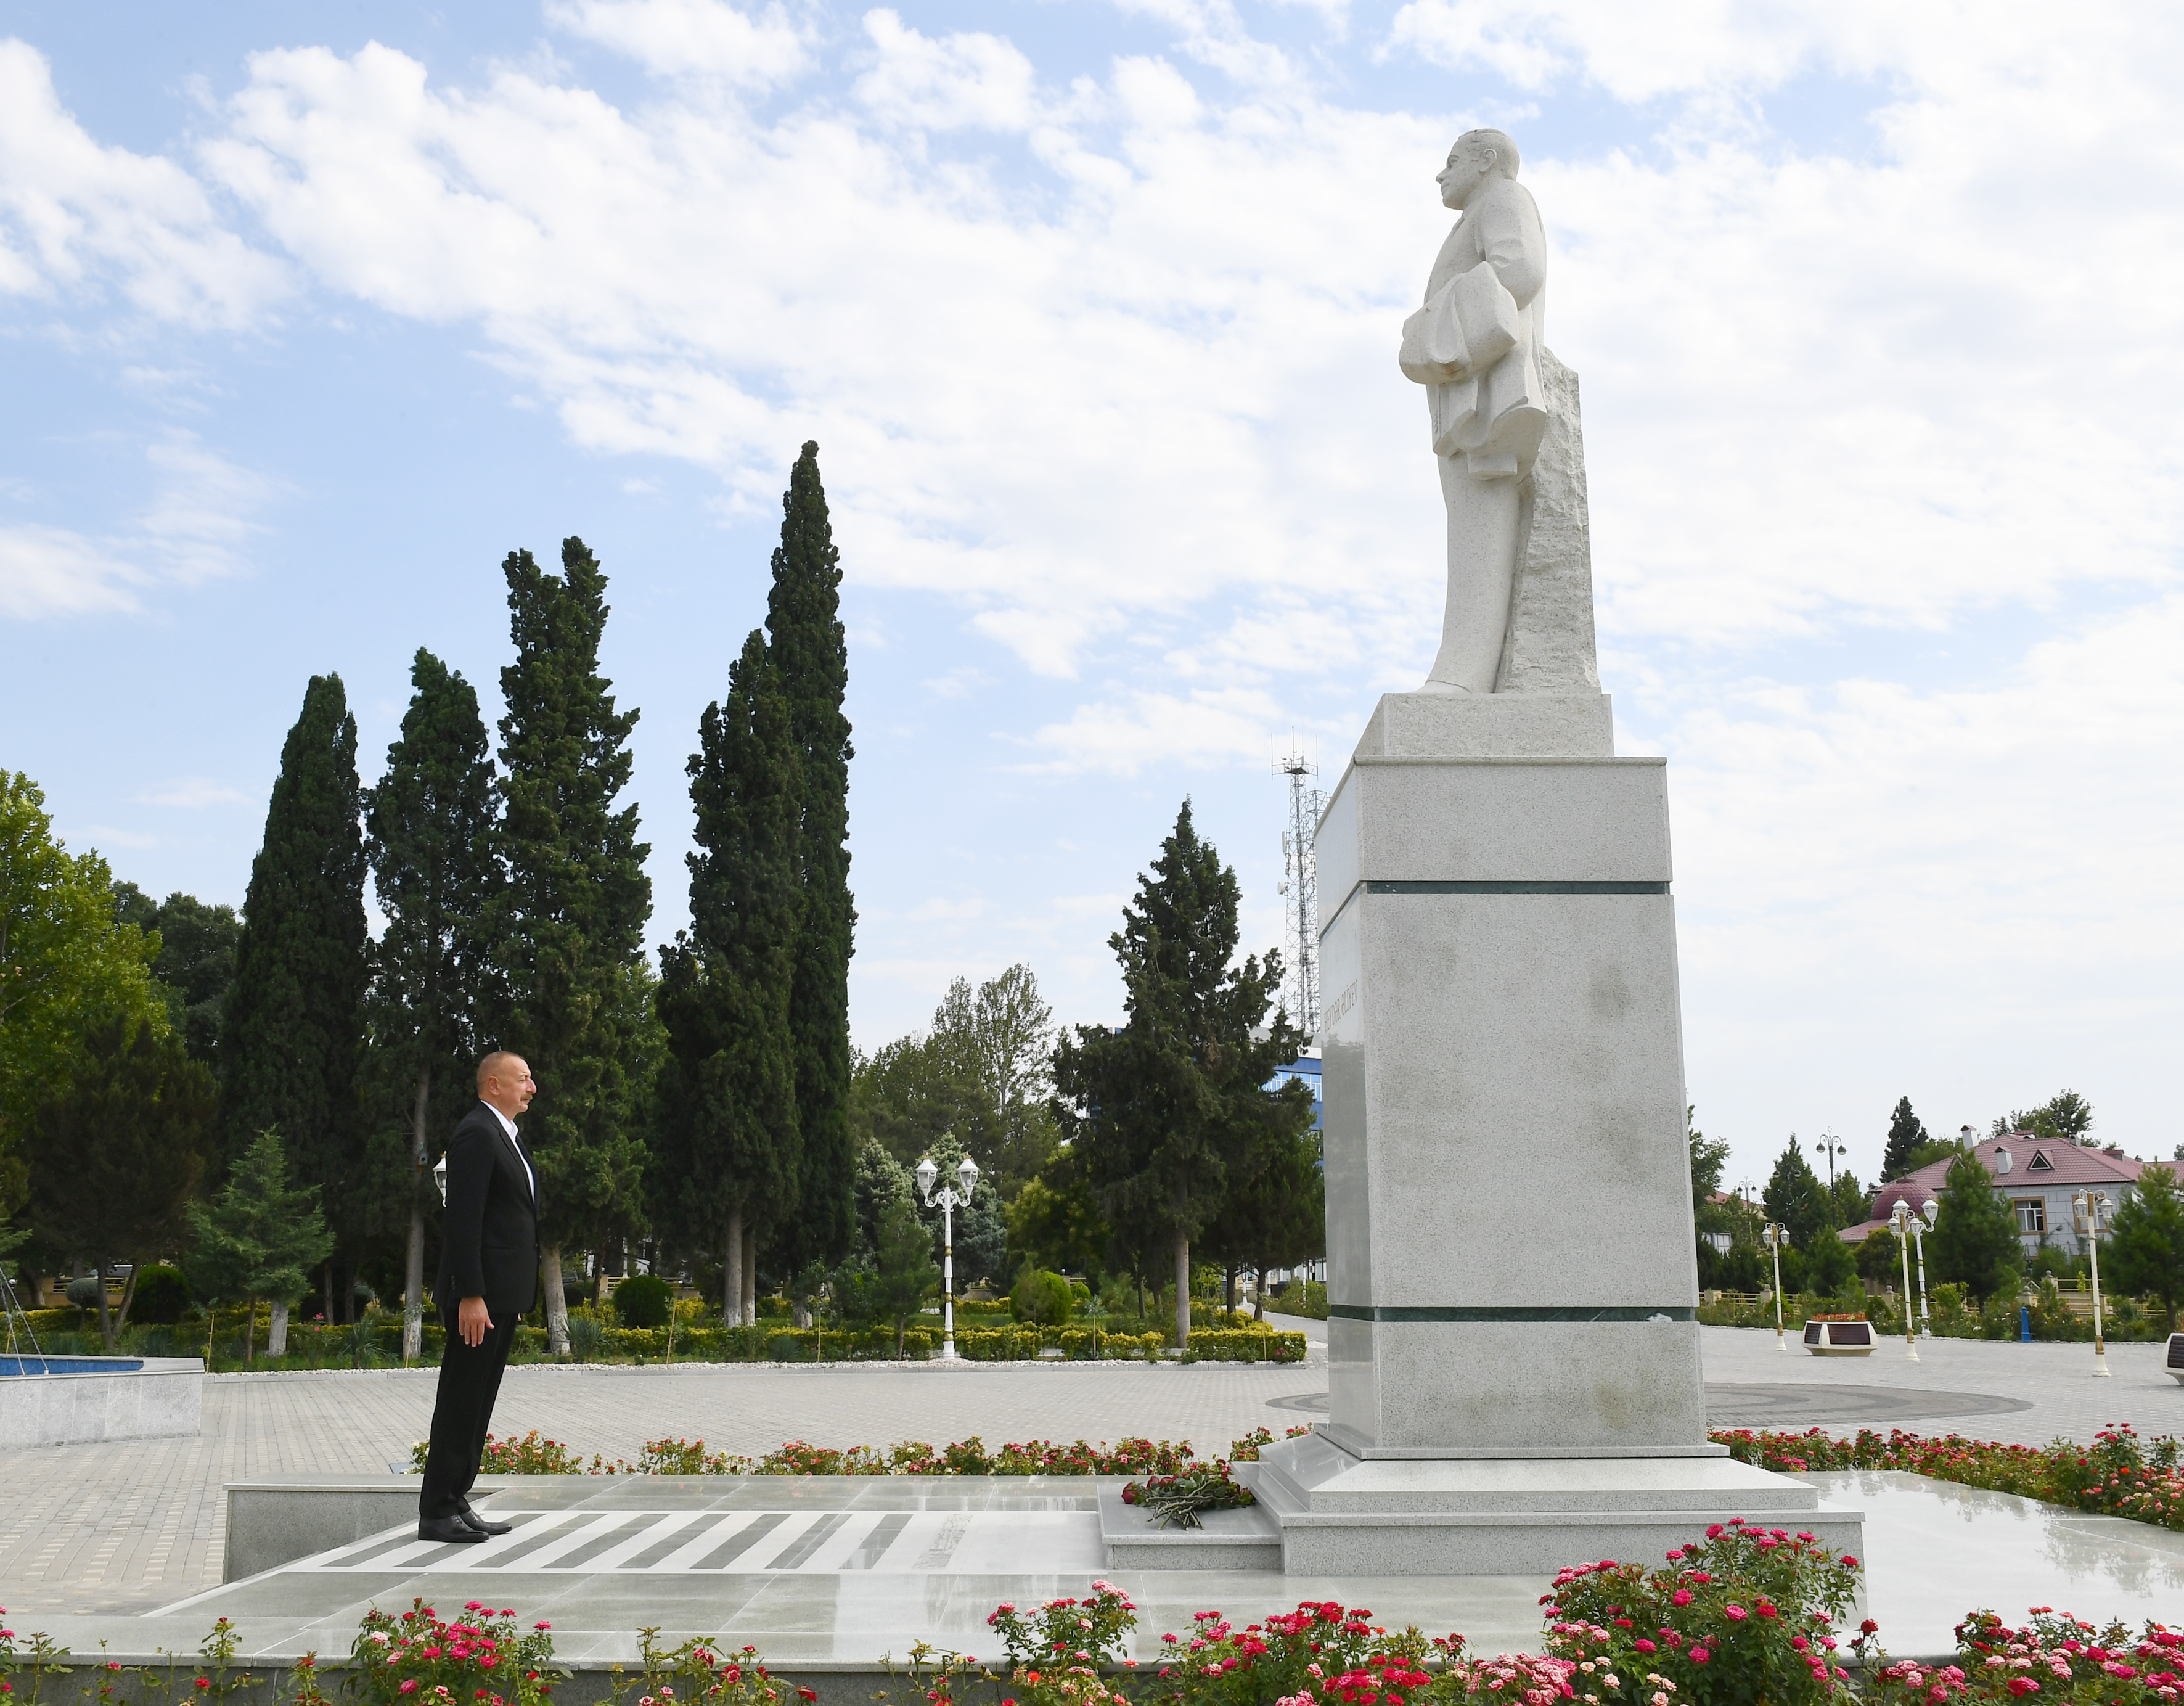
[418,1298,519,1519]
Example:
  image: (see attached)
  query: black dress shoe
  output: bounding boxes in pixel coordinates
[459,1507,513,1535]
[418,1515,488,1543]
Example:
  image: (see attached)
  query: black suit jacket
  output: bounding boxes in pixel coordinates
[438,1101,541,1319]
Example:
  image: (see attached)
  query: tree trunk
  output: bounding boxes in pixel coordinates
[1135,1268,1145,1321]
[724,1209,742,1329]
[269,1300,290,1356]
[243,1297,257,1365]
[595,1249,609,1309]
[117,1261,142,1335]
[742,1237,756,1327]
[322,1259,335,1326]
[542,1245,571,1356]
[1174,1232,1190,1349]
[1223,1265,1236,1314]
[405,1063,430,1364]
[1252,1263,1266,1322]
[95,1260,113,1350]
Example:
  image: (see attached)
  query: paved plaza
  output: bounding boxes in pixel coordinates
[0,1324,2177,1622]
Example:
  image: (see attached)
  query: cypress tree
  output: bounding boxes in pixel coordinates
[1761,1136,1832,1248]
[1052,800,1304,1348]
[765,443,856,1268]
[486,538,653,1354]
[656,629,804,1326]
[363,649,499,1362]
[1881,1096,1929,1181]
[222,674,369,1307]
[1930,1149,2023,1298]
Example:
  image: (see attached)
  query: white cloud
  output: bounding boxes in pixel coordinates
[854,12,1040,134]
[0,38,285,325]
[0,524,145,618]
[0,435,274,618]
[137,777,250,808]
[547,0,809,90]
[1018,683,1290,776]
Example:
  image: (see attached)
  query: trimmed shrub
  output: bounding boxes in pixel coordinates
[1010,1266,1076,1326]
[612,1273,673,1328]
[131,1263,190,1324]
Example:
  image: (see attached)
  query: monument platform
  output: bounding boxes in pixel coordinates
[20,1470,2174,1668]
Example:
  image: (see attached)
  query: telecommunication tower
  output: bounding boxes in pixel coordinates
[1274,740,1323,1039]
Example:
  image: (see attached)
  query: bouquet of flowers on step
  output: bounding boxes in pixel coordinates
[1120,1462,1254,1528]
[348,1601,560,1706]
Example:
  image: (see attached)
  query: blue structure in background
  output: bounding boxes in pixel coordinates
[1267,1051,1322,1130]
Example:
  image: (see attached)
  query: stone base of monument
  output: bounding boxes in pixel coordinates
[1245,1434,1862,1575]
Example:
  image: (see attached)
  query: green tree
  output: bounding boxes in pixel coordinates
[1929,1150,2022,1299]
[112,885,242,1066]
[364,649,501,1362]
[2107,1163,2184,1332]
[222,673,370,1321]
[0,771,166,1221]
[1006,1157,1112,1281]
[1828,1168,1870,1230]
[1761,1138,1831,1248]
[1854,1224,1904,1288]
[187,1127,335,1363]
[1803,1226,1859,1297]
[28,1014,215,1346]
[1994,1091,2094,1146]
[853,965,1062,1199]
[1881,1096,1929,1181]
[851,1137,915,1258]
[1052,800,1308,1348]
[766,443,856,1270]
[1198,1118,1323,1318]
[486,539,655,1355]
[656,629,803,1328]
[870,1194,939,1356]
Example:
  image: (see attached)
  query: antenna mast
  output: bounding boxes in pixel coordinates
[1273,739,1322,1040]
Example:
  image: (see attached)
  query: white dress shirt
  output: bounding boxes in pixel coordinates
[483,1101,536,1202]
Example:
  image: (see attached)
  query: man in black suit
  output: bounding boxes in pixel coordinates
[417,1051,542,1542]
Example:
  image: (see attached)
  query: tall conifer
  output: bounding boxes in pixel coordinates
[765,443,856,1267]
[656,630,803,1325]
[1053,801,1303,1347]
[364,650,499,1362]
[486,538,653,1353]
[1881,1096,1929,1181]
[223,674,369,1305]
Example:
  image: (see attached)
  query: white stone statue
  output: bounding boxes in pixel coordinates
[1401,129,1575,697]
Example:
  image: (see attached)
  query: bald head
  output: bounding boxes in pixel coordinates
[1458,128,1520,179]
[478,1052,536,1119]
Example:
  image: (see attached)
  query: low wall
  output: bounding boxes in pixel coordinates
[0,1355,202,1447]
[224,1475,503,1580]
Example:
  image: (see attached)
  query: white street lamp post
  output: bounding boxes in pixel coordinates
[917,1152,981,1363]
[1762,1222,1788,1352]
[1913,1199,1936,1336]
[1889,1202,1919,1361]
[2072,1190,2111,1379]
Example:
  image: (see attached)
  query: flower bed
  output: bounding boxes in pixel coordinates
[1712,1424,2184,1532]
[409,1430,1286,1477]
[7,1536,2182,1706]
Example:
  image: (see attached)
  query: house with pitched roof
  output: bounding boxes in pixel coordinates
[1839,1133,2145,1257]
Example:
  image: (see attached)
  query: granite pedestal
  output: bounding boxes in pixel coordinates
[1247,691,1859,1572]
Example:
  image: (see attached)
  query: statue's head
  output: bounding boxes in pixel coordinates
[1439,129,1519,210]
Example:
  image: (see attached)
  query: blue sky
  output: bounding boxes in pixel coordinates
[4,0,2180,1196]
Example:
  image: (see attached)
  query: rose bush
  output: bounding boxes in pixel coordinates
[1857,1607,2182,1705]
[346,1600,558,1706]
[988,1582,1139,1670]
[1539,1518,1863,1706]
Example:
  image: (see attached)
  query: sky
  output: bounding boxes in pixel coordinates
[3,0,2180,1200]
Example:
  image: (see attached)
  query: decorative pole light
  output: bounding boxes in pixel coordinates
[1761,1222,1788,1352]
[917,1150,980,1363]
[1888,1201,1919,1362]
[1916,1199,1937,1335]
[2072,1190,2112,1379]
